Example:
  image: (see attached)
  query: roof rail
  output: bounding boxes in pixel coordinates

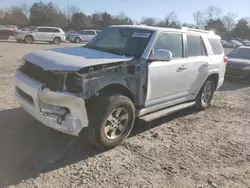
[181,27,214,34]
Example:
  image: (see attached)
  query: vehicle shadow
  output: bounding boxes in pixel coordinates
[0,106,198,187]
[219,79,250,91]
[0,107,99,187]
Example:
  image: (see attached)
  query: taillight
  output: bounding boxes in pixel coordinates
[224,56,228,63]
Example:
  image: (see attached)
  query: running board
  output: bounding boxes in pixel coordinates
[139,102,195,122]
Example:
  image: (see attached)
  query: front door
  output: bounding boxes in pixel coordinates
[145,32,188,107]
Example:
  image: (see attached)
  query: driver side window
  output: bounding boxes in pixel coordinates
[154,33,183,59]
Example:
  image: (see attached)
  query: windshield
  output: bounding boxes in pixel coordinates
[228,48,250,59]
[85,27,154,58]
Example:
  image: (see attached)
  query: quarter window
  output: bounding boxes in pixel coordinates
[187,35,206,57]
[208,38,223,55]
[154,33,183,59]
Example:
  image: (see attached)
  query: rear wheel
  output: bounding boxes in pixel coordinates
[53,37,61,45]
[195,80,215,110]
[87,95,135,150]
[25,36,33,44]
[75,37,81,43]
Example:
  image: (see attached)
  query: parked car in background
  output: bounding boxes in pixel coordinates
[226,40,242,48]
[0,25,17,40]
[65,30,78,41]
[221,39,229,47]
[15,25,226,150]
[226,46,250,79]
[69,29,101,43]
[242,39,250,46]
[15,26,66,44]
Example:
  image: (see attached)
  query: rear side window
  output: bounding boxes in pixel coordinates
[37,28,49,32]
[187,35,206,57]
[52,29,60,33]
[208,38,223,55]
[84,31,96,35]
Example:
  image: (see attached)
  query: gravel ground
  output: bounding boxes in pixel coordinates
[0,40,249,188]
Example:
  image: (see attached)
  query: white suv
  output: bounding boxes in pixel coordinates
[15,26,66,44]
[69,29,101,43]
[14,25,227,150]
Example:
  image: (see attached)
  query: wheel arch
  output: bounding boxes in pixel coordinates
[54,36,61,41]
[96,83,134,102]
[206,73,219,90]
[25,35,34,40]
[85,83,135,106]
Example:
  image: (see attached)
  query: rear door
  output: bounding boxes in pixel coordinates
[181,34,210,96]
[34,28,48,41]
[84,30,96,42]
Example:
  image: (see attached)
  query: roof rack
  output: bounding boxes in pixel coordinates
[181,27,214,34]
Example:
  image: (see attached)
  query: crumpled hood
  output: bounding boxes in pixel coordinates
[227,58,250,69]
[23,47,133,71]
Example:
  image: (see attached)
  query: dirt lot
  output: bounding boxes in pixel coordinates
[0,40,249,188]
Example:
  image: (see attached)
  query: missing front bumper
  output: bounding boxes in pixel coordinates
[15,71,89,136]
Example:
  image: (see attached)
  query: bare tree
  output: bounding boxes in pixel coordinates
[193,11,205,29]
[0,9,4,20]
[222,13,237,31]
[206,5,222,20]
[19,3,30,17]
[165,12,178,27]
[64,3,80,25]
[140,17,156,26]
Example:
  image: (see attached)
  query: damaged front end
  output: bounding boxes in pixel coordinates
[15,57,145,136]
[15,62,89,136]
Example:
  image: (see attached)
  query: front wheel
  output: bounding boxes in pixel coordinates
[87,95,135,150]
[195,80,215,110]
[25,36,33,44]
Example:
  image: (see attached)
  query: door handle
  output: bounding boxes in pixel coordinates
[203,62,211,67]
[178,65,188,70]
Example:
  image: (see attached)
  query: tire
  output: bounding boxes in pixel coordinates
[87,95,135,150]
[195,80,215,110]
[75,37,81,43]
[25,36,33,44]
[53,37,61,45]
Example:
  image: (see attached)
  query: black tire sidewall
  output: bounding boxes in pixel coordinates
[25,36,33,44]
[90,95,135,149]
[75,38,81,43]
[196,80,215,109]
[54,37,61,45]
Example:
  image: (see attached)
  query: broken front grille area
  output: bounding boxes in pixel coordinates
[19,61,64,91]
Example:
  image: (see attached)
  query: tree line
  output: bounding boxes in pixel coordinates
[0,2,250,38]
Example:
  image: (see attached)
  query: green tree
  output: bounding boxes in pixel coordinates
[71,12,91,29]
[233,19,250,38]
[204,19,226,35]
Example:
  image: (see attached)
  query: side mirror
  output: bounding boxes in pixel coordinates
[150,49,172,61]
